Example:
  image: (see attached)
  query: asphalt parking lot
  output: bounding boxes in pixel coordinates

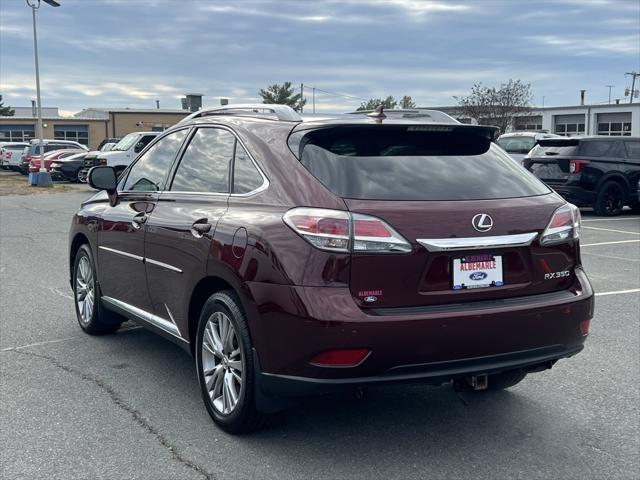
[1,190,638,480]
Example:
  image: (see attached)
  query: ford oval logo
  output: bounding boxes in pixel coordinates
[470,272,488,281]
[363,296,378,303]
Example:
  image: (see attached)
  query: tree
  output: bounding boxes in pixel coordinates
[0,95,15,116]
[259,82,306,112]
[400,95,416,109]
[454,79,532,133]
[357,96,397,111]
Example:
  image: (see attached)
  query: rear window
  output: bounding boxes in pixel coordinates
[289,126,550,201]
[529,139,579,158]
[497,136,536,154]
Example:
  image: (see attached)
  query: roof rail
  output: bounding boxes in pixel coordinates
[177,104,302,125]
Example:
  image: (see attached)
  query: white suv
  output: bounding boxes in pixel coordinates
[497,132,561,164]
[0,142,29,171]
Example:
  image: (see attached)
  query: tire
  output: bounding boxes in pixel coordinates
[72,244,124,335]
[76,168,87,183]
[195,290,267,434]
[593,181,626,216]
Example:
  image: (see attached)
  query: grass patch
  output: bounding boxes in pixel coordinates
[0,173,81,196]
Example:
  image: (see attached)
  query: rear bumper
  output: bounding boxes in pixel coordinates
[247,268,594,397]
[256,344,583,398]
[548,185,595,206]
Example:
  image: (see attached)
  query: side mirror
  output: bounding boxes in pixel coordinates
[133,141,145,153]
[88,166,117,193]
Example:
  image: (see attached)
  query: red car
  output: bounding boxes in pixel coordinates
[69,105,594,433]
[29,148,86,173]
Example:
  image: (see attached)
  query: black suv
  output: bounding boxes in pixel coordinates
[524,137,640,216]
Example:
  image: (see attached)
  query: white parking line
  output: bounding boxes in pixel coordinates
[581,226,640,235]
[582,251,639,262]
[595,289,640,297]
[582,217,640,222]
[581,239,640,247]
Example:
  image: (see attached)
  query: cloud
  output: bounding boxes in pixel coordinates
[529,34,640,56]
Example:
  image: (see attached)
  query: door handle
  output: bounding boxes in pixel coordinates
[132,213,148,230]
[190,219,212,238]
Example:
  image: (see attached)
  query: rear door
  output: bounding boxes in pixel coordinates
[294,125,572,310]
[144,127,236,338]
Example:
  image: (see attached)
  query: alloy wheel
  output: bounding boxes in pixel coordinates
[201,311,244,415]
[77,169,87,183]
[75,256,95,325]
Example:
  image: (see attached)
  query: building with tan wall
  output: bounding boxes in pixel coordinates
[1,107,190,150]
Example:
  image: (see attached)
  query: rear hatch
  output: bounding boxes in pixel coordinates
[523,138,580,184]
[290,123,577,310]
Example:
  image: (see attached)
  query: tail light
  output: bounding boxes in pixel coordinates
[283,207,411,254]
[569,159,589,174]
[540,203,581,246]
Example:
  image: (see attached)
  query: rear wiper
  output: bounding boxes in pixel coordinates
[545,152,559,156]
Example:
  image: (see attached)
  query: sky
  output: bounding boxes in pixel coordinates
[1,0,639,116]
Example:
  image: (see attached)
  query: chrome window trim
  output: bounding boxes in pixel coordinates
[417,232,538,252]
[98,246,143,262]
[102,296,186,342]
[145,257,183,274]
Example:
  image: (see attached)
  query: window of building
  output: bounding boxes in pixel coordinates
[53,124,89,145]
[0,125,35,142]
[597,122,632,136]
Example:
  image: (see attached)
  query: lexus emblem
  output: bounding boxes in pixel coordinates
[472,213,493,232]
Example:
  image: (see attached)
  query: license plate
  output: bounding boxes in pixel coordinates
[452,254,503,290]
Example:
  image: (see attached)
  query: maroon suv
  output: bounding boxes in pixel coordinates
[69,105,594,433]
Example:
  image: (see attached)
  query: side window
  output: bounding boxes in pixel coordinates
[233,143,263,194]
[580,140,614,157]
[139,135,156,148]
[123,129,187,192]
[171,128,234,193]
[624,141,640,160]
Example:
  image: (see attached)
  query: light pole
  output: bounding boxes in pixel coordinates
[26,0,60,187]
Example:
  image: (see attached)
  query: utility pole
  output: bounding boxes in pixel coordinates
[605,85,614,104]
[625,72,638,104]
[300,83,304,113]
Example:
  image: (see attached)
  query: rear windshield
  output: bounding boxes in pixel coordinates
[497,136,536,154]
[529,139,579,158]
[289,126,550,201]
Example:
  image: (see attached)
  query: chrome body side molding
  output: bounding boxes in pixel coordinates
[417,232,539,252]
[146,257,183,273]
[98,246,143,262]
[102,296,186,343]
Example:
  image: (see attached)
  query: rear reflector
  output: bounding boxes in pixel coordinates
[310,349,370,367]
[580,320,590,336]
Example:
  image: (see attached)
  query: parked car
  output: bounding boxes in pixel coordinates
[524,136,640,216]
[497,132,561,164]
[20,139,88,174]
[50,152,89,183]
[29,148,86,173]
[70,104,593,433]
[100,142,117,152]
[0,141,29,171]
[80,131,159,179]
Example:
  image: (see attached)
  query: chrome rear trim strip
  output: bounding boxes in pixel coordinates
[102,296,185,342]
[145,258,183,274]
[98,246,143,262]
[417,232,538,252]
